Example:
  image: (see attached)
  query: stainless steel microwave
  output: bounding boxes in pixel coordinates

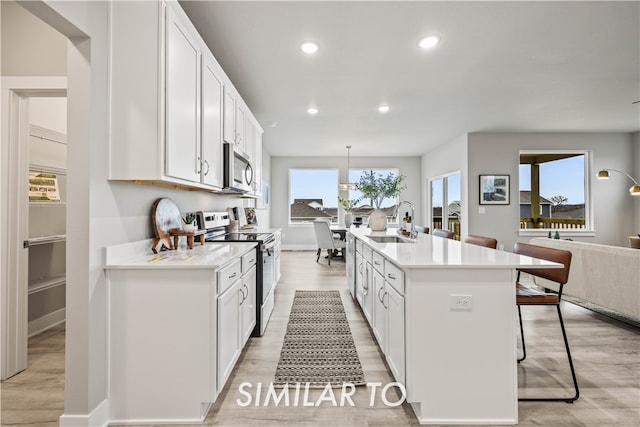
[223,142,254,193]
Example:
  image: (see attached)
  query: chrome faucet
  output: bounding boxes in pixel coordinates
[396,200,417,239]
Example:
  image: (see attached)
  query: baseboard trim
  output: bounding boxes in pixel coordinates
[59,398,109,427]
[28,308,65,337]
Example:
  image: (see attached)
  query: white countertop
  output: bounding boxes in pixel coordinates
[105,239,257,269]
[350,227,560,269]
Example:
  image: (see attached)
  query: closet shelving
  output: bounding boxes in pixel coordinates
[27,126,67,334]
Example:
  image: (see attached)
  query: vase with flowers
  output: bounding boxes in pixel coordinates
[338,196,361,227]
[357,170,406,231]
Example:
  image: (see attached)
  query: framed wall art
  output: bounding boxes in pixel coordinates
[479,174,510,205]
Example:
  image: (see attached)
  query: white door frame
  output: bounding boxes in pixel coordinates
[0,78,67,379]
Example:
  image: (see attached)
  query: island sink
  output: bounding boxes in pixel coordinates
[366,235,414,244]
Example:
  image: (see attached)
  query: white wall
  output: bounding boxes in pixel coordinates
[421,134,469,234]
[29,97,67,133]
[0,0,67,76]
[271,155,422,249]
[466,132,636,250]
[254,145,271,228]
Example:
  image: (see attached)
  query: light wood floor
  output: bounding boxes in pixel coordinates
[1,250,639,426]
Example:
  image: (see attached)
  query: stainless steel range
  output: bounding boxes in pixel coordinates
[196,211,276,337]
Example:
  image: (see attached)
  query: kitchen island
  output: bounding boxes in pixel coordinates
[105,239,257,425]
[347,227,559,425]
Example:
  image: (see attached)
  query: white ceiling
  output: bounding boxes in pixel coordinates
[180,1,640,158]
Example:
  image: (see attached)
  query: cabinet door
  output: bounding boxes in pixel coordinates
[240,265,256,346]
[201,54,224,188]
[386,284,405,383]
[372,270,386,349]
[223,88,235,144]
[361,262,373,324]
[165,9,201,183]
[217,279,241,392]
[346,235,355,298]
[235,103,247,153]
[355,252,364,306]
[253,128,262,195]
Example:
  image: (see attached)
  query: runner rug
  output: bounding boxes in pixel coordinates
[273,290,366,388]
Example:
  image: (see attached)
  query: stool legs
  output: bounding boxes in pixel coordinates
[518,304,580,403]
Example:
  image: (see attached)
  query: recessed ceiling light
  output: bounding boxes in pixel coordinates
[378,105,390,113]
[307,107,319,115]
[265,121,278,128]
[417,35,441,49]
[300,42,319,55]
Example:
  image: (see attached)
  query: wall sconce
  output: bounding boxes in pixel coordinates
[596,168,640,196]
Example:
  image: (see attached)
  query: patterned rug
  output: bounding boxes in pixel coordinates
[273,290,366,388]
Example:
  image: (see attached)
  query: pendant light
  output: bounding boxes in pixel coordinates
[596,168,640,196]
[339,146,358,191]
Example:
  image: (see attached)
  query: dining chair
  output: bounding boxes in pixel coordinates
[312,220,347,265]
[432,228,454,239]
[464,234,498,249]
[513,242,579,403]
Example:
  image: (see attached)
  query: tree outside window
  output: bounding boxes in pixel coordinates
[347,168,402,223]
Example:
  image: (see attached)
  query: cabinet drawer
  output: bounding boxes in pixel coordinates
[372,252,385,273]
[384,260,404,295]
[217,259,241,294]
[362,245,373,264]
[241,249,257,273]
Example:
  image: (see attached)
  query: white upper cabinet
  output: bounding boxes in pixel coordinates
[201,52,224,188]
[109,0,257,193]
[223,88,236,146]
[223,88,253,158]
[165,7,201,183]
[235,101,247,154]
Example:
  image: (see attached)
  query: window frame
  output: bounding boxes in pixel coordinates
[518,149,595,237]
[427,171,461,239]
[288,168,340,226]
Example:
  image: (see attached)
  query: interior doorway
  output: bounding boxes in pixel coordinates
[1,92,67,380]
[1,0,69,383]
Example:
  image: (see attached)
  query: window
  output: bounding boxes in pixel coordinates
[289,169,339,224]
[429,172,461,239]
[347,168,401,224]
[519,151,590,231]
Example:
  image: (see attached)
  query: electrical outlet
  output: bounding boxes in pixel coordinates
[450,294,473,311]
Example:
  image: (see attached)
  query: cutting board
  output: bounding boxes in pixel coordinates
[151,198,182,253]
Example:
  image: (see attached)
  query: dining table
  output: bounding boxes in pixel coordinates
[329,224,348,241]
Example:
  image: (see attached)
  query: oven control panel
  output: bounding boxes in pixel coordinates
[196,211,230,231]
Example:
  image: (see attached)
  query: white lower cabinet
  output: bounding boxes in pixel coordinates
[240,265,257,345]
[217,253,256,393]
[361,260,373,324]
[372,269,386,347]
[355,251,364,306]
[346,233,355,298]
[217,277,242,393]
[348,237,405,385]
[385,282,405,383]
